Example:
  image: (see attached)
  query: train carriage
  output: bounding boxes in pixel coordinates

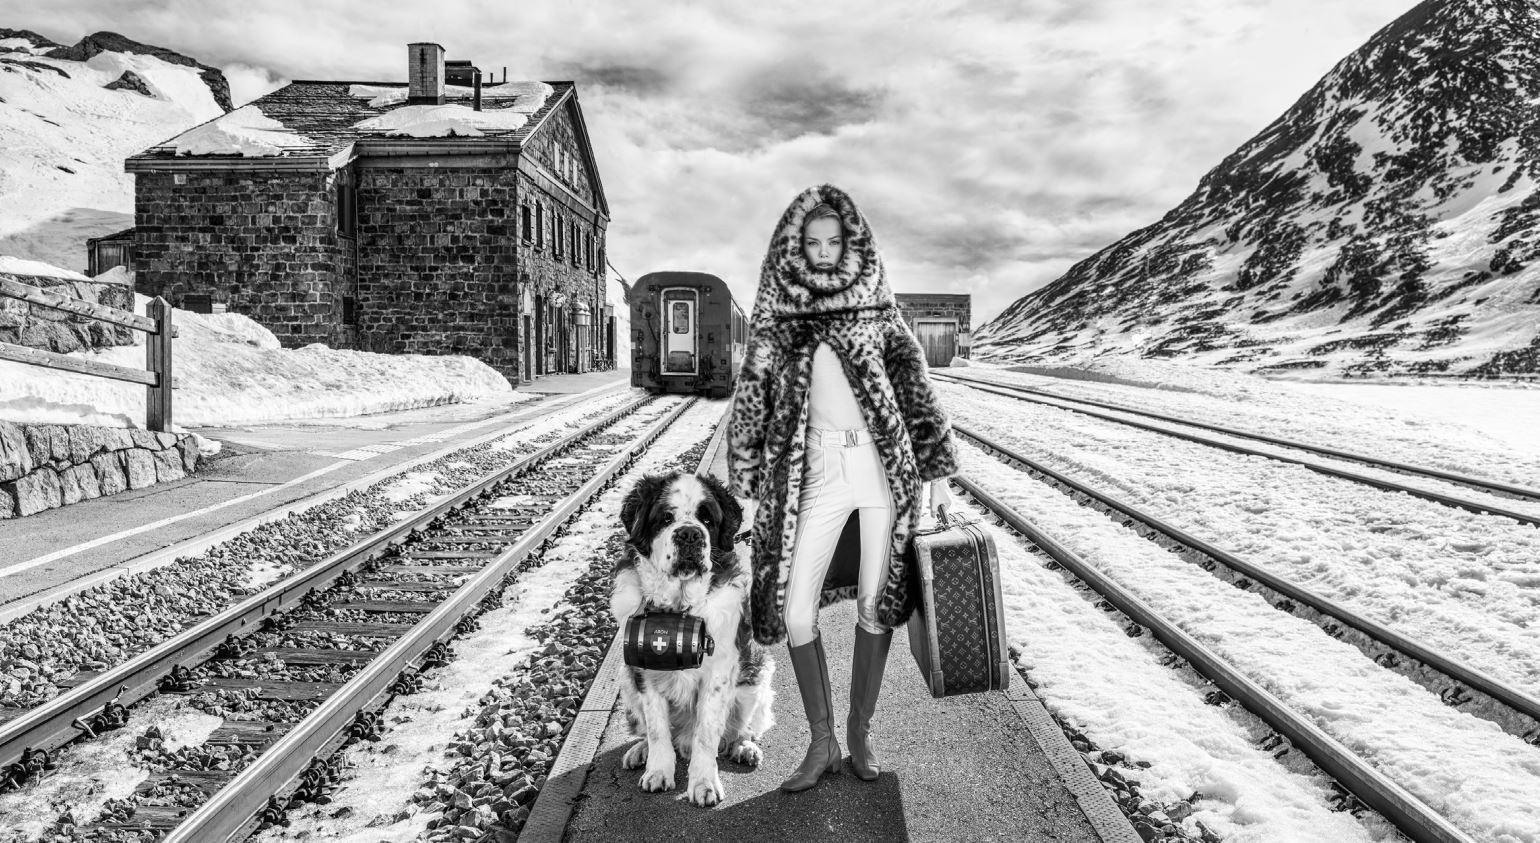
[630,271,746,398]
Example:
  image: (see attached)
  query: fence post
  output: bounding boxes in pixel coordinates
[146,297,173,433]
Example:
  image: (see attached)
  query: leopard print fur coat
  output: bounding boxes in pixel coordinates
[728,183,959,646]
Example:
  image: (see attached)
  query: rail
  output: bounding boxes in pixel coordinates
[952,474,1476,843]
[167,396,695,840]
[0,276,176,432]
[0,393,655,774]
[936,372,1540,527]
[955,422,1540,740]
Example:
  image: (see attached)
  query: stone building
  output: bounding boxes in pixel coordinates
[123,43,611,385]
[893,292,971,367]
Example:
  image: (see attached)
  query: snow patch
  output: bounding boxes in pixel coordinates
[0,255,90,280]
[171,104,317,156]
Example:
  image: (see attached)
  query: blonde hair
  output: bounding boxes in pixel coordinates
[803,203,841,229]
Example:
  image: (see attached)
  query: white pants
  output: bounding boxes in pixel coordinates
[783,427,896,647]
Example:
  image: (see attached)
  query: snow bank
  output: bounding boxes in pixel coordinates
[171,104,318,156]
[0,293,522,430]
[0,256,90,281]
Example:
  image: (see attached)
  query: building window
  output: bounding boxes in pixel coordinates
[335,171,357,237]
[343,296,358,325]
[535,204,544,249]
[521,205,532,242]
[553,214,563,259]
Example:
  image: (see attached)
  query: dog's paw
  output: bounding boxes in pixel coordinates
[726,738,763,767]
[672,733,695,761]
[687,770,726,807]
[622,740,648,770]
[639,766,675,793]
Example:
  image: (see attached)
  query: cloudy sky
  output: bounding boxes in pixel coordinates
[26,0,1419,325]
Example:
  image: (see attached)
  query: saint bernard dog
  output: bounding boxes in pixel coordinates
[611,471,775,807]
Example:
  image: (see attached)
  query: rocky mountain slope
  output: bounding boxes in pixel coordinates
[974,0,1540,378]
[0,28,229,272]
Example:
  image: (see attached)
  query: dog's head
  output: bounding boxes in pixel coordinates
[619,471,744,579]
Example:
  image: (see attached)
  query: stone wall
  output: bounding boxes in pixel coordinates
[0,271,137,353]
[0,421,201,518]
[353,166,523,381]
[133,170,345,346]
[131,148,607,385]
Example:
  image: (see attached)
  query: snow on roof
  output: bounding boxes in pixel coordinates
[352,97,548,139]
[0,255,90,281]
[347,80,552,110]
[171,103,320,156]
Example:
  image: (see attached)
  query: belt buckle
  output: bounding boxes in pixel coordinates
[844,429,858,447]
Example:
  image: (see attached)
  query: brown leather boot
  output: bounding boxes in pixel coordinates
[780,634,842,792]
[847,625,892,781]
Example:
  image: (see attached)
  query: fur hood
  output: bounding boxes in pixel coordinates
[729,184,960,645]
[748,183,898,325]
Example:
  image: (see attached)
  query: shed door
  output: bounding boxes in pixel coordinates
[661,289,698,374]
[913,320,956,367]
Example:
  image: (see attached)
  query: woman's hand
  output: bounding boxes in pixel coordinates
[929,479,954,524]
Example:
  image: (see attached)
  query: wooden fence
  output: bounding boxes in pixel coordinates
[0,277,177,432]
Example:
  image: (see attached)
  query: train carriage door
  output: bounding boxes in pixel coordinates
[661,287,698,374]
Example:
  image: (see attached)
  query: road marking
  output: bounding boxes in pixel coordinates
[0,462,349,581]
[0,380,629,593]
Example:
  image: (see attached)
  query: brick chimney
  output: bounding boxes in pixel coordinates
[408,42,445,105]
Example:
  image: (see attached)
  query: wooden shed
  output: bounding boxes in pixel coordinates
[86,227,135,277]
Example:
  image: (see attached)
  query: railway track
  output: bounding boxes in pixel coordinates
[934,371,1540,527]
[947,471,1482,843]
[0,393,695,840]
[954,422,1540,745]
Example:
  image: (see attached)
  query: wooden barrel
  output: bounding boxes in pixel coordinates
[623,611,715,670]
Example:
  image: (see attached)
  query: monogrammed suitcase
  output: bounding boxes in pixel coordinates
[906,512,1010,697]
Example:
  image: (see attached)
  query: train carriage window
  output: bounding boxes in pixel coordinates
[671,301,690,333]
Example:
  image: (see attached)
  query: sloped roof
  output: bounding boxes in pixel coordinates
[129,79,573,163]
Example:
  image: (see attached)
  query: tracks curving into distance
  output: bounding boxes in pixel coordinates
[0,393,695,840]
[954,422,1540,744]
[933,371,1540,527]
[951,473,1477,843]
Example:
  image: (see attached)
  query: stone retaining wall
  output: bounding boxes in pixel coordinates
[0,421,201,518]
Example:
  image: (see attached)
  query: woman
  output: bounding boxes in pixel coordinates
[728,183,959,792]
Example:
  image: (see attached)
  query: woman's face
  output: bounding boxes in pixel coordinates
[802,215,844,270]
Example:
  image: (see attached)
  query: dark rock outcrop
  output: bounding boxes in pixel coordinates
[103,69,152,96]
[0,28,62,51]
[44,30,232,111]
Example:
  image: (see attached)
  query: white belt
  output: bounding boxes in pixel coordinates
[807,426,874,447]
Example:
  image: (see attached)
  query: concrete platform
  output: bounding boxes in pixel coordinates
[527,412,1137,842]
[0,371,631,619]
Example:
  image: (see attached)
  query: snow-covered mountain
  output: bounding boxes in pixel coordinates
[974,0,1540,379]
[0,28,229,272]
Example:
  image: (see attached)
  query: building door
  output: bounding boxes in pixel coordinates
[534,296,545,376]
[522,314,533,382]
[913,320,957,367]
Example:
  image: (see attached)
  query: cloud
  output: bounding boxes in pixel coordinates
[20,0,1421,324]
